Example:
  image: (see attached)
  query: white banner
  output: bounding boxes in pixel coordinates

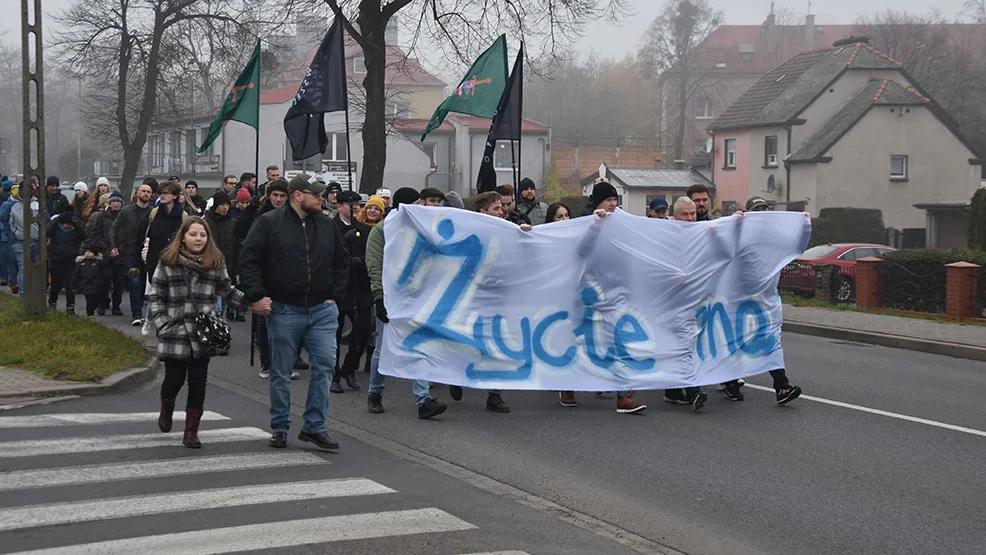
[380,206,812,391]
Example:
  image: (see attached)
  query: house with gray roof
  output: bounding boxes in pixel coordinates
[579,163,714,217]
[707,38,982,238]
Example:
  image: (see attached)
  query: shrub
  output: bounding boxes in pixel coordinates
[969,188,986,250]
[879,248,986,314]
[810,208,886,247]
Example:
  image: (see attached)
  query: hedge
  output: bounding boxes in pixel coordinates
[809,207,886,247]
[879,248,986,314]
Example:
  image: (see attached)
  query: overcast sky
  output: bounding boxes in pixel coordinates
[1,0,973,62]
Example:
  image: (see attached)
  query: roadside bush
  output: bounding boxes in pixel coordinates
[968,188,986,250]
[810,208,886,246]
[879,248,986,314]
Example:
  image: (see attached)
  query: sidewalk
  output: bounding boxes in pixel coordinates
[783,304,986,360]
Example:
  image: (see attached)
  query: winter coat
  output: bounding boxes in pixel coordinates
[366,217,386,302]
[46,214,86,265]
[46,193,70,218]
[10,199,40,243]
[137,203,188,279]
[233,197,276,241]
[238,205,350,307]
[334,217,372,311]
[516,198,548,226]
[189,194,207,216]
[71,194,88,217]
[147,262,245,360]
[0,197,15,243]
[110,202,150,255]
[205,208,237,276]
[71,254,105,295]
[85,207,123,264]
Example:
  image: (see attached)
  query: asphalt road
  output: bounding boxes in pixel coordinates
[7,301,986,554]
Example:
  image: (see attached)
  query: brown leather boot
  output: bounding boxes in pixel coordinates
[158,398,176,433]
[182,409,203,448]
[559,391,578,407]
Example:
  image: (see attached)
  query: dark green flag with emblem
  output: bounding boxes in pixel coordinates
[197,40,261,153]
[421,35,508,141]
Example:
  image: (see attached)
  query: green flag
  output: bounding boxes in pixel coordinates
[198,40,262,153]
[421,35,508,140]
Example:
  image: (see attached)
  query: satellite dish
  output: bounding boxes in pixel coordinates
[705,138,713,153]
[766,174,776,193]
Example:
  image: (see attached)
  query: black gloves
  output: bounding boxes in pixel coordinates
[375,298,389,324]
[344,228,358,242]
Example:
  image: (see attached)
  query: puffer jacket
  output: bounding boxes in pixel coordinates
[71,253,105,295]
[46,214,86,265]
[147,261,245,360]
[85,207,123,264]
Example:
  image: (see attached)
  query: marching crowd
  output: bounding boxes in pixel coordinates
[0,168,801,450]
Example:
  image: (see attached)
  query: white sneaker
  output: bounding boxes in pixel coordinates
[131,318,143,327]
[259,368,270,379]
[291,370,301,380]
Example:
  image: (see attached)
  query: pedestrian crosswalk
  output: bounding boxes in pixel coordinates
[0,410,535,555]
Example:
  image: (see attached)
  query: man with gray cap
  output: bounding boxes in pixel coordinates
[239,173,351,450]
[516,177,547,225]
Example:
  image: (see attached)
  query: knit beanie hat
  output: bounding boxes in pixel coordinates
[236,188,252,203]
[74,181,88,193]
[108,190,125,204]
[519,177,536,192]
[366,195,386,213]
[265,177,289,196]
[588,181,618,210]
[392,187,420,210]
[46,176,60,187]
[444,191,465,209]
[212,191,231,206]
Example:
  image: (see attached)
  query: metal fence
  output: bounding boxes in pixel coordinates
[880,259,947,314]
[778,262,816,298]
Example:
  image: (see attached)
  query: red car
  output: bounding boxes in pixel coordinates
[779,243,896,303]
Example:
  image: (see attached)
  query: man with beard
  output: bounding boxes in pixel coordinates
[112,181,153,325]
[516,177,547,225]
[239,174,350,451]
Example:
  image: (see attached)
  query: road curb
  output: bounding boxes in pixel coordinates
[0,357,161,399]
[783,321,986,362]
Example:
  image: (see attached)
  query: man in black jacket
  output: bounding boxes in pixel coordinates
[239,173,350,451]
[112,180,153,325]
[330,190,371,393]
[45,176,70,218]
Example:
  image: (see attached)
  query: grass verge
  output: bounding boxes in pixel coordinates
[780,293,986,327]
[0,295,149,382]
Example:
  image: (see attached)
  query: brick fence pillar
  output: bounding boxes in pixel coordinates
[814,264,839,303]
[855,257,884,309]
[945,261,981,320]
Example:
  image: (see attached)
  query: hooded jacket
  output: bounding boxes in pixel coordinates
[46,213,86,265]
[71,252,105,295]
[10,198,40,242]
[205,204,238,276]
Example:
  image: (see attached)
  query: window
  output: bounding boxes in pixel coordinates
[694,96,713,119]
[422,143,436,165]
[494,140,517,170]
[352,56,366,74]
[764,135,778,167]
[388,102,411,119]
[801,245,839,259]
[890,155,908,180]
[724,139,736,168]
[327,132,348,161]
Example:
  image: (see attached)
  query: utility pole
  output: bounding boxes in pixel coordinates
[21,0,47,320]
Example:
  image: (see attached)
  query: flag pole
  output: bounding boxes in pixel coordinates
[250,38,260,367]
[344,107,353,191]
[514,42,524,206]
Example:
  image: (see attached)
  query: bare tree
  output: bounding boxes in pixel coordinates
[54,0,290,195]
[639,0,721,163]
[316,0,632,193]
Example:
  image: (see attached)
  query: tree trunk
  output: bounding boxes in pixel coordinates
[673,72,688,163]
[358,4,387,194]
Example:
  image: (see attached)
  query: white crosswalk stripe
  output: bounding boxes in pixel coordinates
[0,409,531,554]
[0,452,329,491]
[5,509,478,555]
[0,478,394,532]
[0,411,230,428]
[0,426,269,457]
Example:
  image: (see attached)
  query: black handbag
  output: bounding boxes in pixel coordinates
[191,312,231,356]
[181,267,232,356]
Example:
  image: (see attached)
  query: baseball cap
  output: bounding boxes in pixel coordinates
[169,175,180,181]
[745,196,769,211]
[648,198,668,211]
[337,190,361,204]
[288,173,327,195]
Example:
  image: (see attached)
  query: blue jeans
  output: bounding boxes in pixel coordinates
[368,317,432,406]
[12,242,37,296]
[266,301,339,433]
[0,241,11,282]
[215,295,227,319]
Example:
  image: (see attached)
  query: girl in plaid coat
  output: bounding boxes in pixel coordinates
[148,216,247,448]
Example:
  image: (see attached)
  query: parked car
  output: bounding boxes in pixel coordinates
[779,243,896,303]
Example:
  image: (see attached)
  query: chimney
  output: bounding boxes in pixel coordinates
[805,14,816,50]
[762,3,777,54]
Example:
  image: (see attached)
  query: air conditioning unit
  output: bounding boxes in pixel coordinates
[767,154,778,165]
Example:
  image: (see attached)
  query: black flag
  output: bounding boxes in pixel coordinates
[284,15,348,161]
[477,43,523,193]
